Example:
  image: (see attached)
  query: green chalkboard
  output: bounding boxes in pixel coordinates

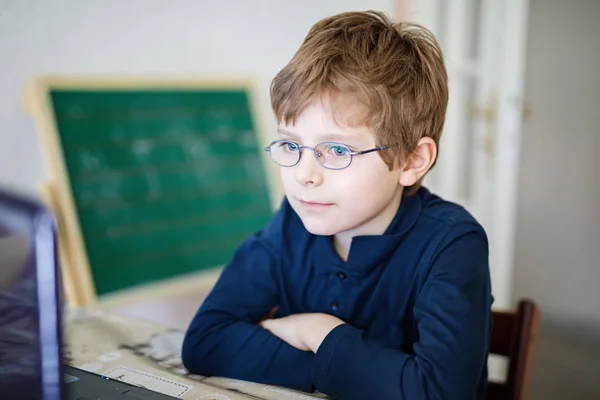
[44,84,274,296]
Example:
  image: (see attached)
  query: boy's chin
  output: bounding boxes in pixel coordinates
[300,218,342,237]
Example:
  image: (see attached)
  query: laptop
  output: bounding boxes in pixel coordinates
[0,187,177,399]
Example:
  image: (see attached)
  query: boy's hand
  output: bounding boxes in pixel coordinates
[260,313,345,353]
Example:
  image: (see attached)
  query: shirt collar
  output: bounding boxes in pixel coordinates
[316,187,425,275]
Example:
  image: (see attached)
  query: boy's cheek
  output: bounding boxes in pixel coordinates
[279,169,296,190]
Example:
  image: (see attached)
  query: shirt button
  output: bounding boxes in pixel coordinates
[336,272,347,280]
[331,302,340,312]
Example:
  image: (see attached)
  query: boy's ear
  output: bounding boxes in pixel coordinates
[399,137,437,187]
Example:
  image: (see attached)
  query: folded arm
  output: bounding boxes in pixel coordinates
[181,235,315,392]
[305,229,492,399]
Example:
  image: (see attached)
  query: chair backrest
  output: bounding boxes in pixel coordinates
[487,299,541,400]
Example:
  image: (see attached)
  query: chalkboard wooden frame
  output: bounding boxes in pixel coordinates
[25,76,281,306]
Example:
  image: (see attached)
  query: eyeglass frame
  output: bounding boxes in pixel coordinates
[264,139,394,170]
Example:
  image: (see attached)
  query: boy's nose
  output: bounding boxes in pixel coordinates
[295,150,324,187]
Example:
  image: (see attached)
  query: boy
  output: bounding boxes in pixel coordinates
[182,10,492,400]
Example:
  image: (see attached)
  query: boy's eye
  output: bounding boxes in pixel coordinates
[326,144,350,157]
[279,141,299,152]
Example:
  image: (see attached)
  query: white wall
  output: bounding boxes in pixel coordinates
[0,0,394,193]
[513,0,600,332]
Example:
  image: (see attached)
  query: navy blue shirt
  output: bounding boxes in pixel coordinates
[182,187,493,399]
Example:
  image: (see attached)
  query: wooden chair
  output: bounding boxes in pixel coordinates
[487,299,541,400]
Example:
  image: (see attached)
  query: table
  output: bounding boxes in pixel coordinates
[63,308,329,400]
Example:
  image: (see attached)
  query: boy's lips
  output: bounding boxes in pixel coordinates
[298,199,335,209]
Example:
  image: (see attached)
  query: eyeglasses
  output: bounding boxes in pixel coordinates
[264,140,392,170]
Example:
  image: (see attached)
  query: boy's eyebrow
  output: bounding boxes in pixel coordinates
[277,128,298,138]
[277,128,365,143]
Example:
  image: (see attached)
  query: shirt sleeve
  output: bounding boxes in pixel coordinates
[181,218,315,391]
[311,226,492,399]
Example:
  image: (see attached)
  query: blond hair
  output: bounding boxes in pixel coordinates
[270,11,448,194]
